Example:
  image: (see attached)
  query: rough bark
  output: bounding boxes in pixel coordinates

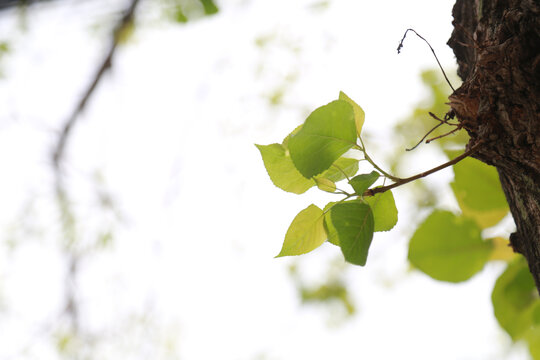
[447,0,540,291]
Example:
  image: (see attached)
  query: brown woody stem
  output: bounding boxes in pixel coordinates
[363,141,482,197]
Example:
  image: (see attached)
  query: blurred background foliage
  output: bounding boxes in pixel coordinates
[0,0,219,358]
[161,0,218,23]
[393,69,466,153]
[389,69,464,210]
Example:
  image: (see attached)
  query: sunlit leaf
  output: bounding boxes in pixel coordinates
[257,141,358,194]
[450,155,509,228]
[454,201,509,229]
[330,201,374,266]
[488,237,517,261]
[315,177,336,193]
[408,210,492,282]
[282,124,303,149]
[276,204,326,257]
[323,202,340,246]
[492,258,540,340]
[339,91,365,135]
[349,171,379,195]
[526,326,540,360]
[256,143,314,194]
[289,100,357,178]
[321,157,359,183]
[364,190,398,231]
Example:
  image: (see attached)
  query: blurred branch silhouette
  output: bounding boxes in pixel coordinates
[48,0,141,349]
[52,0,141,171]
[1,0,218,358]
[0,0,56,11]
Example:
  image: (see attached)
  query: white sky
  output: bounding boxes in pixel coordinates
[0,0,530,359]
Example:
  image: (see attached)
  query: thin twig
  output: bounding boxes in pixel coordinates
[52,0,141,170]
[406,112,461,151]
[428,111,459,126]
[405,122,443,151]
[397,28,456,92]
[364,141,483,197]
[426,126,462,143]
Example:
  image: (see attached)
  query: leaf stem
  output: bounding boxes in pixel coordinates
[363,141,483,197]
[357,138,402,182]
[335,189,352,197]
[322,193,356,216]
[406,122,443,151]
[331,163,352,182]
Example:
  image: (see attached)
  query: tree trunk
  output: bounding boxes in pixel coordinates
[447,0,540,292]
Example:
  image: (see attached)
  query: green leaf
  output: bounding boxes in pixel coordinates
[526,326,540,360]
[276,204,326,257]
[339,91,365,135]
[289,100,357,178]
[300,281,356,316]
[488,237,517,261]
[330,201,374,266]
[364,190,398,231]
[349,171,379,195]
[0,41,9,53]
[492,258,540,340]
[256,143,314,194]
[323,202,340,246]
[450,155,509,228]
[257,142,357,194]
[199,0,219,15]
[315,177,336,193]
[408,210,492,282]
[173,7,188,23]
[320,157,359,183]
[282,124,303,149]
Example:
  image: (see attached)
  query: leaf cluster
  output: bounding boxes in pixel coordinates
[257,92,397,267]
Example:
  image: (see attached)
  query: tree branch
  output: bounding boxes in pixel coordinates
[52,0,141,171]
[363,141,483,197]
